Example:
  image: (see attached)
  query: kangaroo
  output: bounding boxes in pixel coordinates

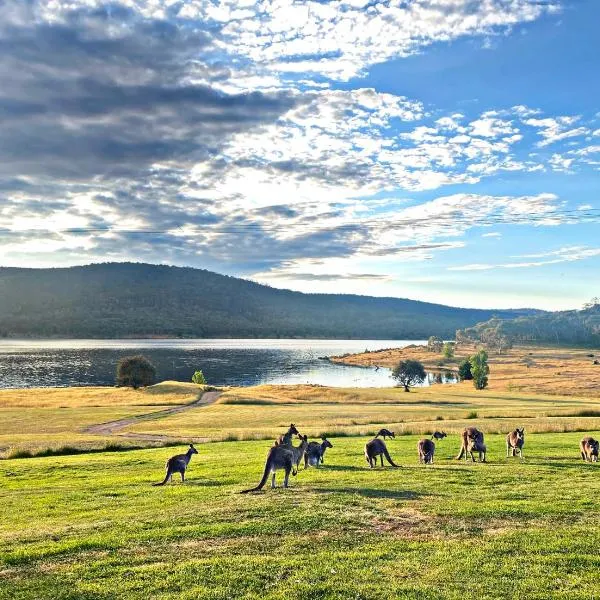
[431,431,447,441]
[290,434,309,474]
[304,437,333,468]
[153,444,198,486]
[580,436,599,462]
[375,428,395,440]
[417,438,435,464]
[506,428,525,459]
[456,427,484,460]
[466,438,487,463]
[240,443,295,493]
[365,438,399,468]
[277,423,299,446]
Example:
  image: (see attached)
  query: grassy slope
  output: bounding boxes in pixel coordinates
[2,434,600,599]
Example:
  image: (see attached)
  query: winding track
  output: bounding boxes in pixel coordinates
[84,390,222,443]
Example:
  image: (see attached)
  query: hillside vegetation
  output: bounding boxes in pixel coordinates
[0,262,538,339]
[457,304,600,347]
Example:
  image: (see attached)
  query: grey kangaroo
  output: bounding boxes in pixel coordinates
[277,423,299,446]
[375,428,395,440]
[240,442,295,493]
[304,437,333,468]
[365,438,399,468]
[456,427,484,460]
[153,444,198,486]
[506,428,525,459]
[431,431,447,441]
[290,434,309,474]
[417,438,435,464]
[466,438,487,463]
[580,436,599,462]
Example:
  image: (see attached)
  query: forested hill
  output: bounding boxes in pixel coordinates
[458,305,600,348]
[0,263,540,339]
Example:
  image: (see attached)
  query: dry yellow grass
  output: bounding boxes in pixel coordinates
[330,344,600,396]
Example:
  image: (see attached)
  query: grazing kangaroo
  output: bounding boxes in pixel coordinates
[240,442,295,493]
[375,428,395,440]
[153,444,198,486]
[417,438,435,464]
[456,427,484,460]
[431,431,447,441]
[466,438,487,462]
[290,435,309,474]
[304,437,333,468]
[365,438,399,468]
[580,436,599,462]
[506,428,525,459]
[277,423,300,445]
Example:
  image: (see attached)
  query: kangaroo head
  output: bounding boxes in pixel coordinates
[189,444,199,455]
[516,428,525,440]
[322,438,333,449]
[289,423,299,435]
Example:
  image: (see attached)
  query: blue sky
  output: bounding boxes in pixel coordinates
[0,1,598,310]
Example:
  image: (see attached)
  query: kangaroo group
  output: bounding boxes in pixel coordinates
[154,426,599,489]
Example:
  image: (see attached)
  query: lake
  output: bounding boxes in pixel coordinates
[0,339,457,389]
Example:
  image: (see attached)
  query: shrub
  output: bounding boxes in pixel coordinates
[466,411,478,419]
[458,359,473,381]
[116,355,156,389]
[443,342,455,359]
[191,370,207,385]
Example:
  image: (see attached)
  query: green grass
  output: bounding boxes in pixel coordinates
[2,432,600,599]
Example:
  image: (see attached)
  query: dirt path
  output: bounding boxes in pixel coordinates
[84,390,222,444]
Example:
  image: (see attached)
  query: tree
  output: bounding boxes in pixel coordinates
[458,358,473,381]
[443,342,455,359]
[116,355,156,389]
[191,370,206,385]
[470,350,489,390]
[427,336,443,353]
[392,359,426,392]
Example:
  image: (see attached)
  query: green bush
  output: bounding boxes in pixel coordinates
[192,370,207,385]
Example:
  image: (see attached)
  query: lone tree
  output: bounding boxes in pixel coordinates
[191,370,207,385]
[116,355,156,389]
[470,350,489,390]
[427,336,443,353]
[458,358,473,381]
[392,359,426,392]
[443,342,455,359]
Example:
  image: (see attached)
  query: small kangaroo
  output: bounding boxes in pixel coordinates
[153,444,198,486]
[417,438,435,464]
[506,428,525,459]
[277,423,300,446]
[456,427,484,460]
[290,434,309,474]
[365,438,399,468]
[431,431,447,441]
[375,428,395,440]
[304,437,333,468]
[580,436,599,462]
[240,442,295,493]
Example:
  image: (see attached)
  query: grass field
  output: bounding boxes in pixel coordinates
[2,346,600,598]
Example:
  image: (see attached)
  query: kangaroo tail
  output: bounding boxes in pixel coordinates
[240,453,273,494]
[383,447,399,468]
[152,471,170,486]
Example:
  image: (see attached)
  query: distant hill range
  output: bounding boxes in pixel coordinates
[0,263,542,339]
[458,305,600,348]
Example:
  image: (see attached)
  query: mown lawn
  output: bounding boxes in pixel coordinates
[2,432,600,599]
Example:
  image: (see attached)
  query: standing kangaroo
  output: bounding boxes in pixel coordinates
[375,428,395,440]
[365,438,399,468]
[304,437,333,468]
[290,435,309,474]
[417,438,435,464]
[466,438,487,462]
[153,444,198,486]
[456,427,484,460]
[277,423,299,445]
[580,436,599,462]
[506,428,525,459]
[240,442,295,493]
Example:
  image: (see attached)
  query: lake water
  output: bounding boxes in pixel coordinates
[0,339,457,389]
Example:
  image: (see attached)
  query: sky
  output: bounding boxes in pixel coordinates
[0,0,599,311]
